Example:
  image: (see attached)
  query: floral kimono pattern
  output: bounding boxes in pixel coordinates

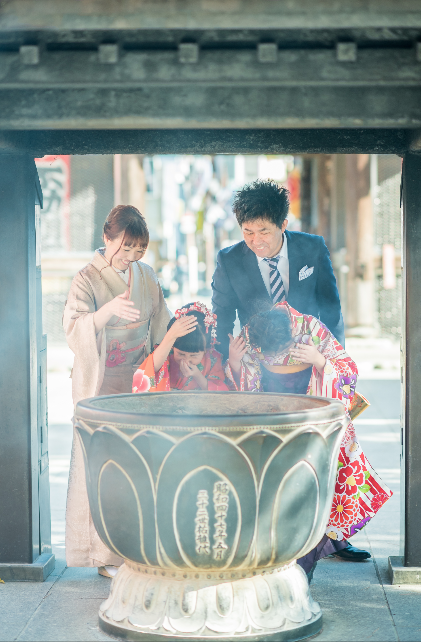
[133,347,229,392]
[225,301,392,542]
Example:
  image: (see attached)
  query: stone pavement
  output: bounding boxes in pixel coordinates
[311,379,411,642]
[2,343,418,642]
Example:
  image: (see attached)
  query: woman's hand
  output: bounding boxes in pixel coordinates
[179,360,208,390]
[93,291,140,333]
[105,291,140,322]
[289,337,326,374]
[228,334,247,375]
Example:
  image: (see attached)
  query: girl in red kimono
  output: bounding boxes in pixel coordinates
[133,302,229,393]
[227,302,392,580]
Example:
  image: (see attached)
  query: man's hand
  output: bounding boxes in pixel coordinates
[289,337,326,374]
[228,333,247,374]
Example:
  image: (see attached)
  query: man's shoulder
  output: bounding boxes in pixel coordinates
[217,240,247,262]
[286,230,324,246]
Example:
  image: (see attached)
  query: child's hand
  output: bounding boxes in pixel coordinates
[167,316,197,342]
[229,333,247,374]
[180,360,208,390]
[179,360,197,378]
[152,316,198,373]
[289,337,326,373]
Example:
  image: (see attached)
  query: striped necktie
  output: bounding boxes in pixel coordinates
[264,255,286,304]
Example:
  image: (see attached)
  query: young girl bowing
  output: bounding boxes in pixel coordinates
[133,302,228,393]
[63,205,171,575]
[227,301,392,578]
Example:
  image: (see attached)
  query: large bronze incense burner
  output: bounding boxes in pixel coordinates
[75,391,346,641]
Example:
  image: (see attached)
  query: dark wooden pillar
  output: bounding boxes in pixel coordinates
[0,153,54,580]
[402,153,421,567]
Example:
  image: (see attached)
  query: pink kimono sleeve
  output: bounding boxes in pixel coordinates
[206,349,230,391]
[310,330,358,407]
[133,349,170,392]
[225,362,245,391]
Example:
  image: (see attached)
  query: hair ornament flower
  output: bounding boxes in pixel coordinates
[174,301,218,345]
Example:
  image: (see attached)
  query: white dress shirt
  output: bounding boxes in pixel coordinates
[256,234,289,297]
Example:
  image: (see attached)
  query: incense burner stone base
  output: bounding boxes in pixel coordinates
[99,560,322,641]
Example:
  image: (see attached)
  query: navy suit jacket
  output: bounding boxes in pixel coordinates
[211,230,344,359]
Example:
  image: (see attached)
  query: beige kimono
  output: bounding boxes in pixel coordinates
[63,250,171,567]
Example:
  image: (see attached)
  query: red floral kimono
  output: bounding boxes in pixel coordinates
[133,347,229,392]
[225,302,392,542]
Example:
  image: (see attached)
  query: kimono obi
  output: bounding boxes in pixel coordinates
[261,362,312,374]
[260,362,312,395]
[104,318,150,369]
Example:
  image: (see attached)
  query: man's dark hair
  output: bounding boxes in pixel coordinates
[248,307,293,353]
[232,180,290,228]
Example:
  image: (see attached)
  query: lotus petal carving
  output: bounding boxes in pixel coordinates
[76,411,343,573]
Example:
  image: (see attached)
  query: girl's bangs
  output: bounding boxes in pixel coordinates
[174,332,206,353]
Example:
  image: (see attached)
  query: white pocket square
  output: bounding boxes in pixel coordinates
[299,265,314,281]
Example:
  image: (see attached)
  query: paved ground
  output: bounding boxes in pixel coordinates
[2,341,419,642]
[311,379,409,642]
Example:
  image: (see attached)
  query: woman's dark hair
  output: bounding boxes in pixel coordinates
[168,305,210,353]
[248,307,293,353]
[103,205,149,248]
[232,180,290,228]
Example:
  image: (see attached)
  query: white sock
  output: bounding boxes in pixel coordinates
[104,565,118,577]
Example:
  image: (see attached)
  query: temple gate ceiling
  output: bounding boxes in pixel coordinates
[0,0,421,154]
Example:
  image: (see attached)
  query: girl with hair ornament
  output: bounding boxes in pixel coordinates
[227,301,392,579]
[133,302,228,393]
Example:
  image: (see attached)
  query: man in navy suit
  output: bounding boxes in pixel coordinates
[211,180,370,565]
[212,179,344,360]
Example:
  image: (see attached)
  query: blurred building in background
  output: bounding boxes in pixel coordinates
[36,153,402,346]
[300,154,402,340]
[36,154,114,342]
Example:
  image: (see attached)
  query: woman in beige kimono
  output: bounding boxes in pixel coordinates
[63,204,171,576]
